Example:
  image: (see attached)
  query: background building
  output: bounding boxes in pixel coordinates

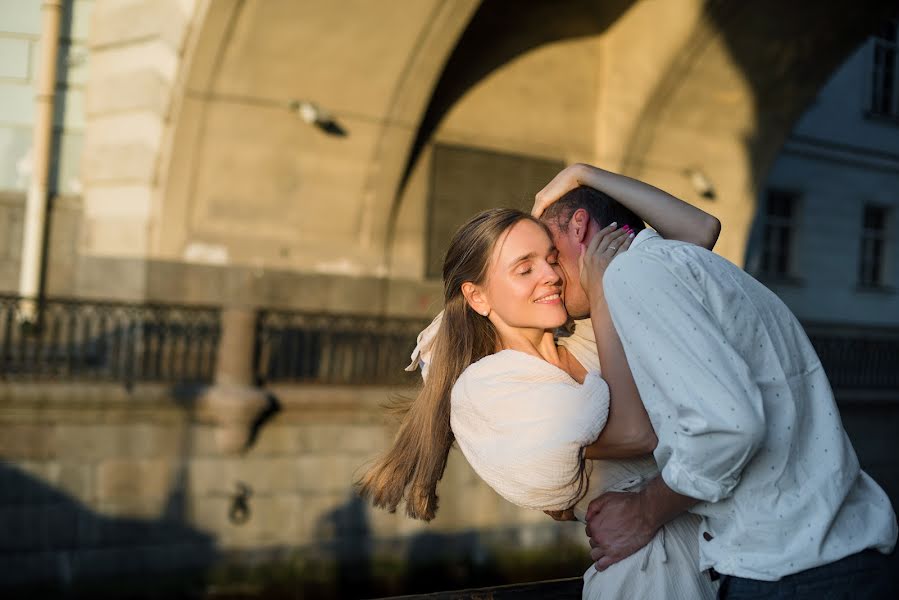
[1,1,897,597]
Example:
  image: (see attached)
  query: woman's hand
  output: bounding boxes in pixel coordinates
[579,223,634,307]
[532,163,596,218]
[533,162,721,250]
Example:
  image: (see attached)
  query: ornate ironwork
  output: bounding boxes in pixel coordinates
[0,295,220,387]
[805,322,899,390]
[255,309,431,385]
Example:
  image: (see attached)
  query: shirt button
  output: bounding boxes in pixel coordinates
[703,532,714,542]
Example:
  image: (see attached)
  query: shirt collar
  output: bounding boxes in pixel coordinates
[630,227,659,250]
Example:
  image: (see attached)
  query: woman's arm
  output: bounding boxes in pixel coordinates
[533,163,721,250]
[575,224,657,459]
[583,304,657,459]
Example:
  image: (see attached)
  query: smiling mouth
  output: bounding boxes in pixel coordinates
[534,292,561,304]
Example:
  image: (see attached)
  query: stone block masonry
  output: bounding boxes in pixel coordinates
[0,381,582,592]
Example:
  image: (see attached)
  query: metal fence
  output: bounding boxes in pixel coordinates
[2,294,896,393]
[0,295,221,387]
[254,309,431,385]
[806,323,899,391]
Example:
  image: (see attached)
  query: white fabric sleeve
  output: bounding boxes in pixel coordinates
[604,252,766,503]
[450,356,610,512]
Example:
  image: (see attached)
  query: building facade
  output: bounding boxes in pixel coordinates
[749,21,899,328]
[1,1,897,595]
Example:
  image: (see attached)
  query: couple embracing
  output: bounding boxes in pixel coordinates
[359,163,897,599]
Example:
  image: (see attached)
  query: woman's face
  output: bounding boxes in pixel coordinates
[479,219,568,332]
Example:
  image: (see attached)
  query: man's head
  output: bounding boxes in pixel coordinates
[540,186,646,318]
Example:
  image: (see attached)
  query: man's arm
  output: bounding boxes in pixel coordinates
[602,251,767,504]
[585,476,698,570]
[584,250,767,567]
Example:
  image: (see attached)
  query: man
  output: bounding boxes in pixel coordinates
[534,163,898,598]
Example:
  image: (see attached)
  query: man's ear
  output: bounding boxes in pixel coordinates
[461,282,490,317]
[570,208,591,244]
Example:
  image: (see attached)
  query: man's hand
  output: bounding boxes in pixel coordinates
[533,163,594,218]
[584,491,658,571]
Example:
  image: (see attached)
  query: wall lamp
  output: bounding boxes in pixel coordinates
[684,167,716,200]
[289,99,347,136]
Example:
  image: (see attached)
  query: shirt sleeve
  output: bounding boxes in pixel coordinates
[603,251,766,503]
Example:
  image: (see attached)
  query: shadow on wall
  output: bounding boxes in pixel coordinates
[398,0,637,196]
[303,491,589,599]
[0,461,218,598]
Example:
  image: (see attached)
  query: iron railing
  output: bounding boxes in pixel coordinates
[254,309,431,385]
[0,295,221,387]
[806,322,899,391]
[2,294,895,394]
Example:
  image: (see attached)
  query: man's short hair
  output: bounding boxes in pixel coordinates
[541,186,646,234]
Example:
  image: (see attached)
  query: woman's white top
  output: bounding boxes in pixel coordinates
[450,349,610,512]
[448,346,717,599]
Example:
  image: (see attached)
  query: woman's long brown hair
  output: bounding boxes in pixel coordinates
[357,208,540,521]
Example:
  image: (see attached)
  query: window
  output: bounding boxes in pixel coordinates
[858,204,889,288]
[760,189,799,278]
[426,144,563,278]
[870,20,898,119]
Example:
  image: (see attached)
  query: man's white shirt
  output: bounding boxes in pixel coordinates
[575,229,897,580]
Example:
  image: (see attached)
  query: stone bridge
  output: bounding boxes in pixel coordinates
[76,0,896,303]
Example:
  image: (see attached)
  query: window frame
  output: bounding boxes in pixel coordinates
[759,187,802,282]
[867,20,899,122]
[857,203,891,290]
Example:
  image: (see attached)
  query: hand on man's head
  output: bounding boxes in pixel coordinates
[532,163,590,218]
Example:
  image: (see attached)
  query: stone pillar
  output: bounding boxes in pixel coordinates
[81,0,203,278]
[197,307,268,454]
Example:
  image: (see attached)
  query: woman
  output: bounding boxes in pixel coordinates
[359,164,720,598]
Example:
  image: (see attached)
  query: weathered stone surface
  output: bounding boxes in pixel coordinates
[295,423,390,455]
[89,0,191,51]
[0,551,64,588]
[297,492,351,544]
[229,457,301,494]
[54,425,121,462]
[56,463,94,503]
[95,458,174,500]
[0,380,896,592]
[296,455,364,494]
[71,541,216,580]
[87,67,172,117]
[0,424,57,460]
[0,503,78,552]
[187,458,229,496]
[243,424,303,457]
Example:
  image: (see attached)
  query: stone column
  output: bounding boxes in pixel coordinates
[79,0,204,300]
[197,307,269,454]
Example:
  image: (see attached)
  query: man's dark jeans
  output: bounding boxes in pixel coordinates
[717,549,897,600]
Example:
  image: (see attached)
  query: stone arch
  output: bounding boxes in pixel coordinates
[613,0,898,262]
[392,0,897,269]
[156,0,481,275]
[84,0,898,282]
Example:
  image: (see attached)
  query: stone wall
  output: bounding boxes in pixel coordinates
[0,191,443,316]
[0,382,586,596]
[1,381,897,596]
